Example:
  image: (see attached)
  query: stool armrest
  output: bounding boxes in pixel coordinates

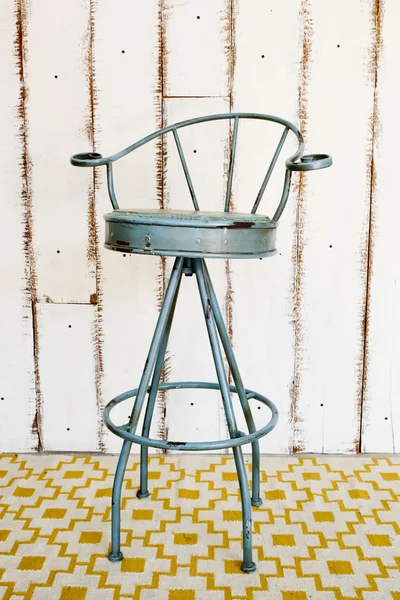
[70,152,108,167]
[272,152,332,222]
[70,153,119,209]
[286,153,332,172]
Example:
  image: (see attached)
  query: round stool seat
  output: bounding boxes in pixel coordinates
[104,208,277,259]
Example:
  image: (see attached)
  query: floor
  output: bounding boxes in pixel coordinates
[0,453,399,600]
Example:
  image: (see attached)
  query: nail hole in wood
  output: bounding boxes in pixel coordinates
[68,325,72,328]
[337,44,340,48]
[54,75,58,79]
[190,402,194,406]
[57,250,60,254]
[67,428,70,431]
[123,254,126,257]
[261,54,265,58]
[193,149,197,153]
[1,397,4,401]
[385,417,388,420]
[329,245,332,248]
[320,403,324,407]
[257,406,261,409]
[121,50,125,53]
[196,15,200,19]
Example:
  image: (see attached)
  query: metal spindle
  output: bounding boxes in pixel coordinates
[225,116,239,212]
[272,169,292,222]
[251,127,289,214]
[106,163,119,210]
[173,128,200,211]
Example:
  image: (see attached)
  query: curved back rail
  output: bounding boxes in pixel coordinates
[71,112,332,222]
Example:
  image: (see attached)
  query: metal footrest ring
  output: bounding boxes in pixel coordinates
[104,381,278,451]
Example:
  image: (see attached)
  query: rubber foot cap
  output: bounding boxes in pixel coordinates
[136,490,150,499]
[108,551,123,562]
[241,561,256,573]
[251,498,263,507]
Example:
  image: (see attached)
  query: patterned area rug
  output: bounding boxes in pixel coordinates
[0,454,399,599]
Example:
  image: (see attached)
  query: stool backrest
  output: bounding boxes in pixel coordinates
[71,112,331,222]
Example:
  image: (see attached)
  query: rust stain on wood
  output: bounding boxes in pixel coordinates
[225,0,236,99]
[359,0,384,453]
[291,0,313,454]
[156,0,169,448]
[14,0,43,451]
[223,0,236,412]
[85,0,105,452]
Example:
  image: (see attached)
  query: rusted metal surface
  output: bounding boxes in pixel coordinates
[223,221,255,229]
[14,0,42,451]
[85,0,104,452]
[206,298,212,320]
[245,519,252,540]
[290,0,312,454]
[167,440,187,446]
[104,218,277,258]
[359,0,384,453]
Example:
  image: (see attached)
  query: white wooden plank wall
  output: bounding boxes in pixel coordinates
[94,0,161,453]
[0,0,37,452]
[291,0,377,453]
[362,0,400,452]
[231,0,302,453]
[1,0,398,454]
[25,0,100,451]
[162,0,231,451]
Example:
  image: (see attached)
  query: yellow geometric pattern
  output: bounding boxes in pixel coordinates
[0,454,399,599]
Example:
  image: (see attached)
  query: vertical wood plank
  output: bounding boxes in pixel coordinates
[26,0,95,303]
[292,0,376,452]
[95,0,161,452]
[231,0,302,452]
[362,0,400,452]
[163,97,230,449]
[164,0,230,97]
[38,304,98,450]
[21,1,101,451]
[161,0,232,450]
[0,0,37,452]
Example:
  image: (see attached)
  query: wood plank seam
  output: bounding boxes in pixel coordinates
[360,0,384,452]
[14,0,43,451]
[157,0,169,449]
[223,0,236,449]
[291,0,312,453]
[86,0,105,452]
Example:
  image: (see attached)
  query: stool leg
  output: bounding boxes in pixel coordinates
[108,256,184,562]
[201,260,262,507]
[193,258,256,573]
[137,273,182,499]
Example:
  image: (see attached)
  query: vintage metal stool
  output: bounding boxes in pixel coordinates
[71,112,331,572]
